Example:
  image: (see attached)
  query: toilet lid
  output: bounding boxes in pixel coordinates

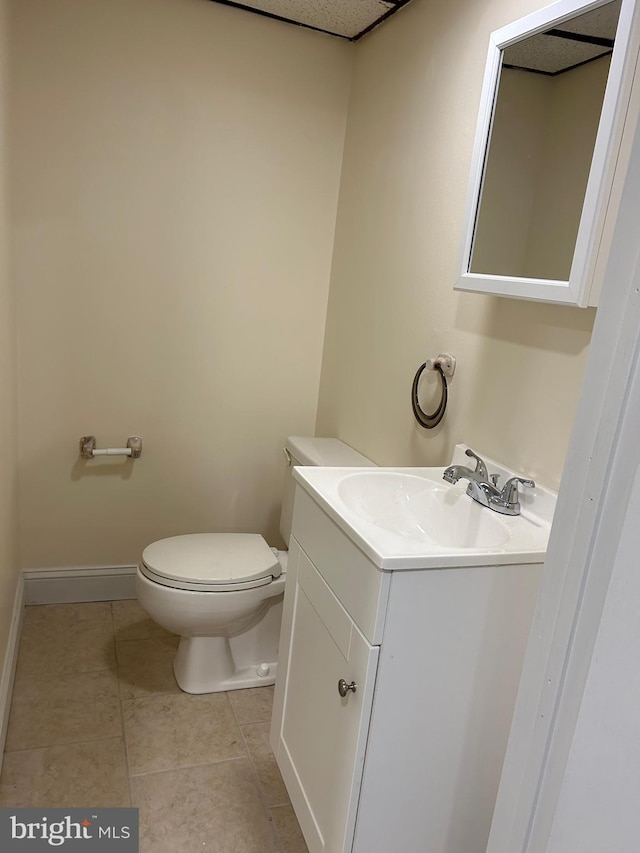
[141,533,281,590]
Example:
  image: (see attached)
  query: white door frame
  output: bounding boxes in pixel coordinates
[486,77,640,852]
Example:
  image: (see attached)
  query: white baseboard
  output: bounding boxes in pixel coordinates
[0,574,25,771]
[23,564,137,605]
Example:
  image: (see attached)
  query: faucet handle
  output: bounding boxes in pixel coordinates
[501,476,535,497]
[496,477,535,514]
[465,448,488,480]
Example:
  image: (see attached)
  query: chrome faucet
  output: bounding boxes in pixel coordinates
[442,448,495,501]
[443,449,535,516]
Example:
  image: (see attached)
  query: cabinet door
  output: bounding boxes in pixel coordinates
[274,547,379,853]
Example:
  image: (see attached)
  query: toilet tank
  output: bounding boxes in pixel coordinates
[279,436,375,546]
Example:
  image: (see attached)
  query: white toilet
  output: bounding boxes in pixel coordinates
[136,436,374,694]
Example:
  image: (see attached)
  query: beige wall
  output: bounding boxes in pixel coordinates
[12,0,353,567]
[0,0,19,661]
[11,0,600,572]
[316,0,596,490]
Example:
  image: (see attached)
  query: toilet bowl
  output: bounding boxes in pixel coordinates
[137,437,374,694]
[136,533,286,693]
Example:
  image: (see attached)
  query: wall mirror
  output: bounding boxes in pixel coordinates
[456,0,638,306]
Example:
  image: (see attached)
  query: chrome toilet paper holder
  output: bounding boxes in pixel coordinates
[79,435,143,459]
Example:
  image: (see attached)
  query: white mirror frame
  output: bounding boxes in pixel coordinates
[456,0,639,307]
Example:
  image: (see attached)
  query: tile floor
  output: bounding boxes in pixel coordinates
[0,600,308,853]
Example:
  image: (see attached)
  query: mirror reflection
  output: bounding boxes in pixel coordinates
[470,0,621,280]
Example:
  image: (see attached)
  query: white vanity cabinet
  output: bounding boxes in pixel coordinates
[270,486,543,853]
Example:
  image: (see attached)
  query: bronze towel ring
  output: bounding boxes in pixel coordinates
[411,362,448,429]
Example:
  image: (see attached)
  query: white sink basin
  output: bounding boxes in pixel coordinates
[337,471,511,549]
[292,446,557,570]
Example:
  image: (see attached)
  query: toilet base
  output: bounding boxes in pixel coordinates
[136,566,284,695]
[174,657,278,694]
[173,633,278,694]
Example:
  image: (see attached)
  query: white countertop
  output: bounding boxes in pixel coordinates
[292,449,557,570]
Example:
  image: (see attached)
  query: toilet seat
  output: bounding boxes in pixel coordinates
[140,533,282,592]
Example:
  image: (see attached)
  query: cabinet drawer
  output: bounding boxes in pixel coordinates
[292,486,389,644]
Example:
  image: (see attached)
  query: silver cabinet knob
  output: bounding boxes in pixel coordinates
[338,678,357,697]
